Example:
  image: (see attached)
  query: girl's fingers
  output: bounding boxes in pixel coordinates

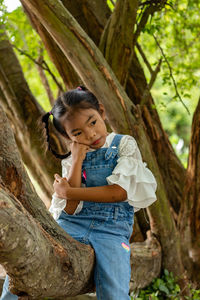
[54,174,61,181]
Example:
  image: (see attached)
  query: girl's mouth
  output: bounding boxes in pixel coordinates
[92,138,101,145]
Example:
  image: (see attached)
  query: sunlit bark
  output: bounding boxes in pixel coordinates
[0,104,94,298]
[19,0,185,283]
[0,29,63,201]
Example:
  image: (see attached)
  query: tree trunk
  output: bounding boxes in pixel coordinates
[0,103,162,297]
[0,103,95,298]
[0,28,66,201]
[99,1,185,217]
[20,0,110,89]
[99,0,138,87]
[20,0,185,281]
[1,0,198,293]
[22,2,82,89]
[21,0,185,220]
[0,188,95,299]
[36,54,55,106]
[179,97,200,285]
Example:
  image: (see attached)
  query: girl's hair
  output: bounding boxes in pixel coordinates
[42,86,100,159]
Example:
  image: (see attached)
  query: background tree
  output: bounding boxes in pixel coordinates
[0,0,200,298]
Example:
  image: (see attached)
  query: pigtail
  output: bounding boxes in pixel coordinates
[41,112,71,160]
[41,85,100,160]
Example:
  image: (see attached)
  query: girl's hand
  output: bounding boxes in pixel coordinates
[53,174,71,199]
[70,141,89,162]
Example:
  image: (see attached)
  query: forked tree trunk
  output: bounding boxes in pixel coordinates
[0,28,66,201]
[20,0,185,282]
[0,103,161,298]
[0,104,95,298]
[0,0,199,296]
[21,0,186,219]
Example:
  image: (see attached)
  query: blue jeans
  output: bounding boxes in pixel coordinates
[1,202,134,300]
[0,275,17,300]
[57,202,134,300]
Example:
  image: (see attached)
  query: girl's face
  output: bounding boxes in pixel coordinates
[63,104,108,149]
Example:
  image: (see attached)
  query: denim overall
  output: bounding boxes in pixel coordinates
[0,134,134,300]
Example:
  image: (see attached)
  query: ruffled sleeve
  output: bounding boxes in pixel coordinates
[48,157,72,220]
[61,156,72,178]
[106,135,157,212]
[49,156,84,220]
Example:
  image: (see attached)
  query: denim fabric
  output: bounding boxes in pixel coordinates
[1,134,134,300]
[58,202,134,300]
[0,276,17,300]
[81,134,121,188]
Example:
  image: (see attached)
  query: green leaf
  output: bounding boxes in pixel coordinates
[164,269,169,277]
[159,284,170,294]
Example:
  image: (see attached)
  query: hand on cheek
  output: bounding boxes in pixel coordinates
[70,141,89,162]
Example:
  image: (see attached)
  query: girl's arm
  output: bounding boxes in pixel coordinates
[67,159,82,187]
[63,142,89,214]
[53,175,127,203]
[64,159,82,214]
[67,184,127,203]
[67,141,89,186]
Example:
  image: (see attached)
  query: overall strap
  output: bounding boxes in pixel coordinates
[110,134,124,148]
[105,134,124,160]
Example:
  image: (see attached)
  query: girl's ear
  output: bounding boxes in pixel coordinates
[99,103,106,120]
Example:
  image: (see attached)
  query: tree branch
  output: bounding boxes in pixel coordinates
[19,0,186,282]
[141,60,163,105]
[136,42,162,104]
[110,0,116,6]
[21,0,134,134]
[136,42,153,75]
[0,188,94,298]
[153,34,190,115]
[133,0,168,45]
[0,28,64,199]
[99,0,138,87]
[0,103,95,297]
[13,44,64,93]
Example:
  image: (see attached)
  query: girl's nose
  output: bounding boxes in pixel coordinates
[86,129,96,140]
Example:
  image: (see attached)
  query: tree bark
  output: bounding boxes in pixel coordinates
[19,0,185,282]
[36,54,55,106]
[20,0,110,89]
[0,102,162,297]
[179,97,200,285]
[22,2,81,90]
[99,0,185,216]
[1,0,197,292]
[0,188,95,299]
[127,56,186,215]
[0,103,95,298]
[21,0,185,219]
[99,0,138,87]
[0,29,66,201]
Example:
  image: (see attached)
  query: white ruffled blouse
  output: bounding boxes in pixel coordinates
[49,132,157,220]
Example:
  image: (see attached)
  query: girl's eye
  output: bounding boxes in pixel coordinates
[91,120,96,126]
[74,132,81,136]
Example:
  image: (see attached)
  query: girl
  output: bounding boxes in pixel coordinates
[0,86,157,300]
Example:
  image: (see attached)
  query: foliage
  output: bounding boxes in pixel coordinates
[0,2,63,112]
[2,0,200,168]
[139,0,200,106]
[107,0,115,11]
[136,0,200,167]
[185,287,200,300]
[131,269,200,300]
[107,0,199,167]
